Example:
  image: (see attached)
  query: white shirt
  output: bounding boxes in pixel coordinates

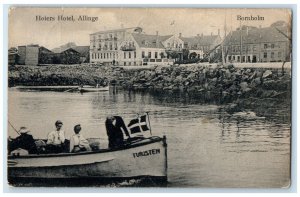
[47,130,65,145]
[69,133,91,152]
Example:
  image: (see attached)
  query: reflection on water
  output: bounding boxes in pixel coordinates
[8,88,290,187]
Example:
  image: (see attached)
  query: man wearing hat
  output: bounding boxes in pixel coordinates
[8,127,37,154]
[46,120,66,153]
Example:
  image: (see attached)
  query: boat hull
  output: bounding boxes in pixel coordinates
[8,137,167,185]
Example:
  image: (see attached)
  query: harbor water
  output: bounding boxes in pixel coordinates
[7,88,290,188]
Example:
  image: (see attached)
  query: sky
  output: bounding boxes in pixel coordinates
[8,7,291,50]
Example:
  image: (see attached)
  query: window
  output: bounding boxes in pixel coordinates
[155,52,158,58]
[98,53,99,59]
[124,62,126,66]
[124,52,126,59]
[237,56,240,61]
[142,51,145,58]
[129,62,131,66]
[110,44,113,50]
[253,45,257,51]
[148,52,151,58]
[271,52,274,58]
[129,52,131,59]
[110,53,112,59]
[104,53,106,59]
[115,44,118,50]
[264,44,268,49]
[92,53,94,59]
[278,51,282,58]
[134,52,136,58]
[271,44,275,48]
[179,44,182,48]
[101,53,103,59]
[264,52,267,58]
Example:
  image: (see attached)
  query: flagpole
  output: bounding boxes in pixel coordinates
[146,111,152,136]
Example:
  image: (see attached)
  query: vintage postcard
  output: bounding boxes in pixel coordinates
[6,7,292,188]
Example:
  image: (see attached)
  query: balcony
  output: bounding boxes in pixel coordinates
[120,45,136,51]
[165,47,183,52]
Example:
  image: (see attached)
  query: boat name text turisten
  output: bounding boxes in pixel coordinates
[133,149,160,158]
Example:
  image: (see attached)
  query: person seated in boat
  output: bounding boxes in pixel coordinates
[105,116,131,149]
[46,120,66,153]
[8,127,37,154]
[70,124,91,153]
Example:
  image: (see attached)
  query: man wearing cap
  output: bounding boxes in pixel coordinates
[46,120,66,153]
[69,124,91,153]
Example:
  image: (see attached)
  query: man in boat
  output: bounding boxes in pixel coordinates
[46,120,66,153]
[69,124,91,153]
[105,116,131,149]
[8,127,37,154]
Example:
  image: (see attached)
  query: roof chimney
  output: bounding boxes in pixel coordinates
[179,33,182,38]
[201,33,204,38]
[156,31,159,36]
[218,29,220,36]
[197,34,200,37]
[211,32,213,36]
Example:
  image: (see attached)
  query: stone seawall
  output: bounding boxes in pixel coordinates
[8,63,291,102]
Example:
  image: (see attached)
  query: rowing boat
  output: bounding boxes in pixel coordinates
[78,85,109,92]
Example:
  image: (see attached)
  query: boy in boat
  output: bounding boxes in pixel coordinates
[70,124,91,153]
[105,116,131,149]
[46,120,66,153]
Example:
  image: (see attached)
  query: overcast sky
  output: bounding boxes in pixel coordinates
[8,7,291,49]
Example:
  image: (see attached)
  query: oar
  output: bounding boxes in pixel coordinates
[64,86,79,92]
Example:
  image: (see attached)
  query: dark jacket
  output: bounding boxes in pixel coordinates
[9,133,37,154]
[105,116,130,148]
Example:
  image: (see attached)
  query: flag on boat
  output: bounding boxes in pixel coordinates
[127,114,150,136]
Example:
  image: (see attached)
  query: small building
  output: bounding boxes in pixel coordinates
[59,48,81,64]
[17,45,53,65]
[38,46,54,64]
[8,47,19,66]
[71,46,90,63]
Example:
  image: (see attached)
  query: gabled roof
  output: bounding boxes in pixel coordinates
[39,46,53,53]
[181,35,220,46]
[132,33,172,49]
[91,27,142,35]
[71,46,90,56]
[60,48,80,54]
[224,26,289,45]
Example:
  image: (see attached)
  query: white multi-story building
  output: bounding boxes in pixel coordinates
[90,27,173,66]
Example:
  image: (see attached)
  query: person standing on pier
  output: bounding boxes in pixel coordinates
[46,120,66,153]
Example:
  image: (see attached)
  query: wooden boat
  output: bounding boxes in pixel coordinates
[78,85,109,92]
[8,136,168,186]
